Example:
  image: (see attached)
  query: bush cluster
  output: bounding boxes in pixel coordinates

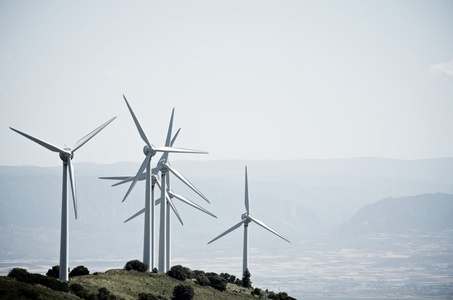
[46,265,90,279]
[192,270,210,286]
[252,287,263,297]
[46,265,60,278]
[8,268,69,292]
[138,293,166,300]
[69,265,90,277]
[205,272,227,292]
[70,284,119,300]
[268,291,297,300]
[220,272,236,284]
[124,260,148,273]
[167,265,192,281]
[166,265,228,292]
[172,284,194,300]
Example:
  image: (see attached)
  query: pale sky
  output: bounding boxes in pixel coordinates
[1,0,452,167]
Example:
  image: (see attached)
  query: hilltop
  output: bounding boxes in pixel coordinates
[0,266,296,300]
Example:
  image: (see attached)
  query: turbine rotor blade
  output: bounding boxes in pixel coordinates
[168,197,184,226]
[111,172,146,187]
[122,152,151,202]
[170,128,181,147]
[155,177,162,190]
[165,108,175,147]
[10,127,64,153]
[99,176,132,181]
[72,117,116,152]
[124,208,145,223]
[160,127,181,163]
[249,216,290,243]
[245,166,249,214]
[155,196,162,206]
[168,190,217,218]
[151,166,160,175]
[123,95,151,147]
[166,164,210,203]
[67,158,78,219]
[154,146,208,154]
[207,220,246,244]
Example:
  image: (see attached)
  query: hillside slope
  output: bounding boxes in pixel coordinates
[1,268,295,300]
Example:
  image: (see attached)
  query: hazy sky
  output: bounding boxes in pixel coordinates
[1,0,452,167]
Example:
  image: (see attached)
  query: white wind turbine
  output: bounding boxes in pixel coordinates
[103,130,188,270]
[208,166,290,274]
[113,96,207,272]
[10,116,116,281]
[123,150,217,272]
[103,108,213,272]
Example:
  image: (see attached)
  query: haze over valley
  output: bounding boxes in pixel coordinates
[1,158,452,299]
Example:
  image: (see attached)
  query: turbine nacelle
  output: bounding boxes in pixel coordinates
[143,145,157,157]
[59,149,73,162]
[241,212,252,223]
[155,159,171,172]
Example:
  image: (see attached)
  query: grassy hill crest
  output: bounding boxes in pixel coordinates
[0,265,296,300]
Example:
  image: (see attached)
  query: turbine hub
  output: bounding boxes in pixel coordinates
[143,145,156,156]
[160,161,169,173]
[241,212,251,223]
[59,149,73,162]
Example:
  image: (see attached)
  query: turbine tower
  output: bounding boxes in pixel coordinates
[112,96,207,272]
[208,166,290,273]
[10,116,116,280]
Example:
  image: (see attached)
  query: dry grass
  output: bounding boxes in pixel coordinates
[70,269,259,300]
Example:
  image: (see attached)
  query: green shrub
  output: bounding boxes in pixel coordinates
[98,287,115,300]
[172,283,194,300]
[46,265,59,278]
[268,291,297,300]
[252,287,263,297]
[220,272,237,283]
[69,265,90,277]
[234,278,243,286]
[194,272,210,286]
[167,265,191,281]
[8,268,33,284]
[138,292,160,300]
[228,274,236,283]
[205,273,227,292]
[124,260,148,273]
[34,274,69,292]
[70,283,85,293]
[242,268,252,288]
[18,288,41,300]
[8,268,69,292]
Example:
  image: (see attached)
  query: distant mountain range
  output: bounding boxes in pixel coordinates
[341,193,453,233]
[1,158,452,266]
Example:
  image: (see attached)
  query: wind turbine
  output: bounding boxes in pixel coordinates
[208,166,290,274]
[113,96,207,272]
[102,129,186,270]
[122,147,216,272]
[10,116,116,281]
[102,106,212,272]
